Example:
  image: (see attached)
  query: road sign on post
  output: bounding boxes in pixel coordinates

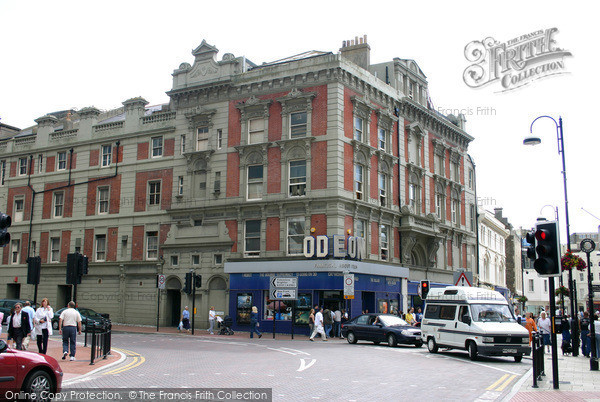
[344,274,354,299]
[157,274,166,289]
[269,276,298,300]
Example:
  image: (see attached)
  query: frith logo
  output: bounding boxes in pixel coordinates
[463,28,572,92]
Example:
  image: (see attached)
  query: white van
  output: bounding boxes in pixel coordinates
[421,286,531,362]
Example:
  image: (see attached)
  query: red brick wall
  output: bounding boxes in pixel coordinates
[20,233,29,264]
[429,177,435,213]
[137,142,148,160]
[89,149,99,167]
[40,232,49,263]
[394,229,400,259]
[447,240,453,268]
[107,227,118,261]
[305,85,327,136]
[462,244,467,269]
[42,182,74,219]
[445,149,450,178]
[84,228,94,257]
[46,156,55,173]
[69,153,77,170]
[459,155,464,186]
[131,226,144,261]
[371,221,379,256]
[9,161,16,177]
[370,155,378,199]
[267,147,281,194]
[344,143,353,192]
[421,176,426,214]
[405,167,410,205]
[266,217,280,251]
[60,231,71,262]
[228,101,241,147]
[310,214,327,237]
[29,160,35,176]
[370,110,378,148]
[134,169,173,212]
[226,153,240,197]
[344,87,358,139]
[345,215,353,236]
[268,99,282,142]
[225,220,238,252]
[7,187,32,220]
[113,144,124,163]
[164,138,175,157]
[311,141,327,190]
[392,120,399,158]
[86,175,122,216]
[429,135,435,172]
[446,187,452,221]
[404,122,410,163]
[461,191,466,226]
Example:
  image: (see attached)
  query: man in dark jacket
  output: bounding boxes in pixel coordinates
[7,303,31,350]
[323,308,333,338]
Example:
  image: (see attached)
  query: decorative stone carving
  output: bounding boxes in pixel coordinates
[427,238,440,267]
[402,235,417,264]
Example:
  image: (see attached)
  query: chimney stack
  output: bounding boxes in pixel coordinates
[340,34,370,70]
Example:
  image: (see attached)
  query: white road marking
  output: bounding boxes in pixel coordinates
[279,347,311,356]
[297,358,317,372]
[267,347,297,355]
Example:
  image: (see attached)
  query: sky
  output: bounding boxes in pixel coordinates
[1,0,598,241]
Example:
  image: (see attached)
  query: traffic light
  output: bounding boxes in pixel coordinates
[27,256,41,285]
[421,280,430,299]
[184,272,193,294]
[525,230,537,261]
[0,213,11,247]
[78,255,89,276]
[533,221,561,277]
[66,253,79,285]
[194,274,202,288]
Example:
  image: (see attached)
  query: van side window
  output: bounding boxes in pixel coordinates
[425,305,440,319]
[459,306,469,320]
[439,305,457,320]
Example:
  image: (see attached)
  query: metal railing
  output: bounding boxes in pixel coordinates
[532,332,545,388]
[88,322,112,365]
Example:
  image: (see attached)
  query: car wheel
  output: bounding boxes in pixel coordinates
[52,320,58,330]
[23,370,53,402]
[415,340,423,348]
[468,341,478,361]
[514,354,523,363]
[427,337,438,353]
[347,331,357,344]
[387,334,397,347]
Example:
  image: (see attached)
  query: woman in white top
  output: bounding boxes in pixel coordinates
[33,298,54,354]
[537,311,552,352]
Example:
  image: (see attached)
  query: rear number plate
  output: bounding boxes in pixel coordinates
[503,348,517,353]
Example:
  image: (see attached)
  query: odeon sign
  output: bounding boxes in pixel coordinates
[303,235,366,260]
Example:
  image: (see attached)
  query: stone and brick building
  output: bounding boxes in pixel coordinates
[0,36,477,332]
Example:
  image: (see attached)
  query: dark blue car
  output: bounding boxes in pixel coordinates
[341,313,423,347]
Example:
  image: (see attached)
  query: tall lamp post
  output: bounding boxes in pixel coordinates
[525,115,579,356]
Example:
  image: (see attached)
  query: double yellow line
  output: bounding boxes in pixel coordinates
[486,374,517,392]
[103,348,145,375]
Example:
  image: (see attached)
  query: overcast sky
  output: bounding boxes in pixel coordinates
[1,0,598,241]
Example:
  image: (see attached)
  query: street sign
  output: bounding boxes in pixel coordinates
[455,272,472,287]
[592,284,600,293]
[157,274,166,290]
[344,274,355,300]
[269,276,298,300]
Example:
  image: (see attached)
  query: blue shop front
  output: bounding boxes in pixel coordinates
[225,259,409,335]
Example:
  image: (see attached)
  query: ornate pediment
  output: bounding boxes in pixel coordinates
[184,107,217,130]
[276,136,315,156]
[184,150,215,173]
[236,96,272,121]
[192,40,219,61]
[277,88,316,114]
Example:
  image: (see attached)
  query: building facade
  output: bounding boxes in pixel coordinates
[477,210,509,295]
[0,37,476,332]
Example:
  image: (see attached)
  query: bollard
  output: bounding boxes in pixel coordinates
[532,332,544,387]
[89,323,97,365]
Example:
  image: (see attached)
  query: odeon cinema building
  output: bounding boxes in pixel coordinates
[0,36,477,334]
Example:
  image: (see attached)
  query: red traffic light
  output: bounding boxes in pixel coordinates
[535,229,549,241]
[422,282,428,288]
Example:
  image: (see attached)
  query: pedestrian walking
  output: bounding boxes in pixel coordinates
[58,301,82,361]
[33,298,54,354]
[524,312,538,345]
[537,311,552,353]
[323,307,333,338]
[333,308,342,338]
[594,314,600,358]
[249,306,262,339]
[7,303,31,350]
[308,309,315,335]
[415,307,423,324]
[309,308,327,341]
[181,306,191,333]
[580,311,591,357]
[208,306,216,335]
[21,301,35,350]
[405,308,415,326]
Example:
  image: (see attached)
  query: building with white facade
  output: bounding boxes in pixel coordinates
[478,209,509,294]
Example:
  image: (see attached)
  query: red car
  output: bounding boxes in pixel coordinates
[0,340,62,401]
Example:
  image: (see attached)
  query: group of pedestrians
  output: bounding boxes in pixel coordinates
[3,299,82,361]
[309,306,347,341]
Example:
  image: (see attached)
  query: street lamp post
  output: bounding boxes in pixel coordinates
[525,115,579,356]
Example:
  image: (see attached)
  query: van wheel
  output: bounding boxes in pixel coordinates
[427,337,438,353]
[387,334,397,347]
[346,332,357,344]
[468,342,478,361]
[514,354,523,363]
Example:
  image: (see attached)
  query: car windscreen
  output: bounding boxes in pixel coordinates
[379,315,409,326]
[471,304,515,322]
